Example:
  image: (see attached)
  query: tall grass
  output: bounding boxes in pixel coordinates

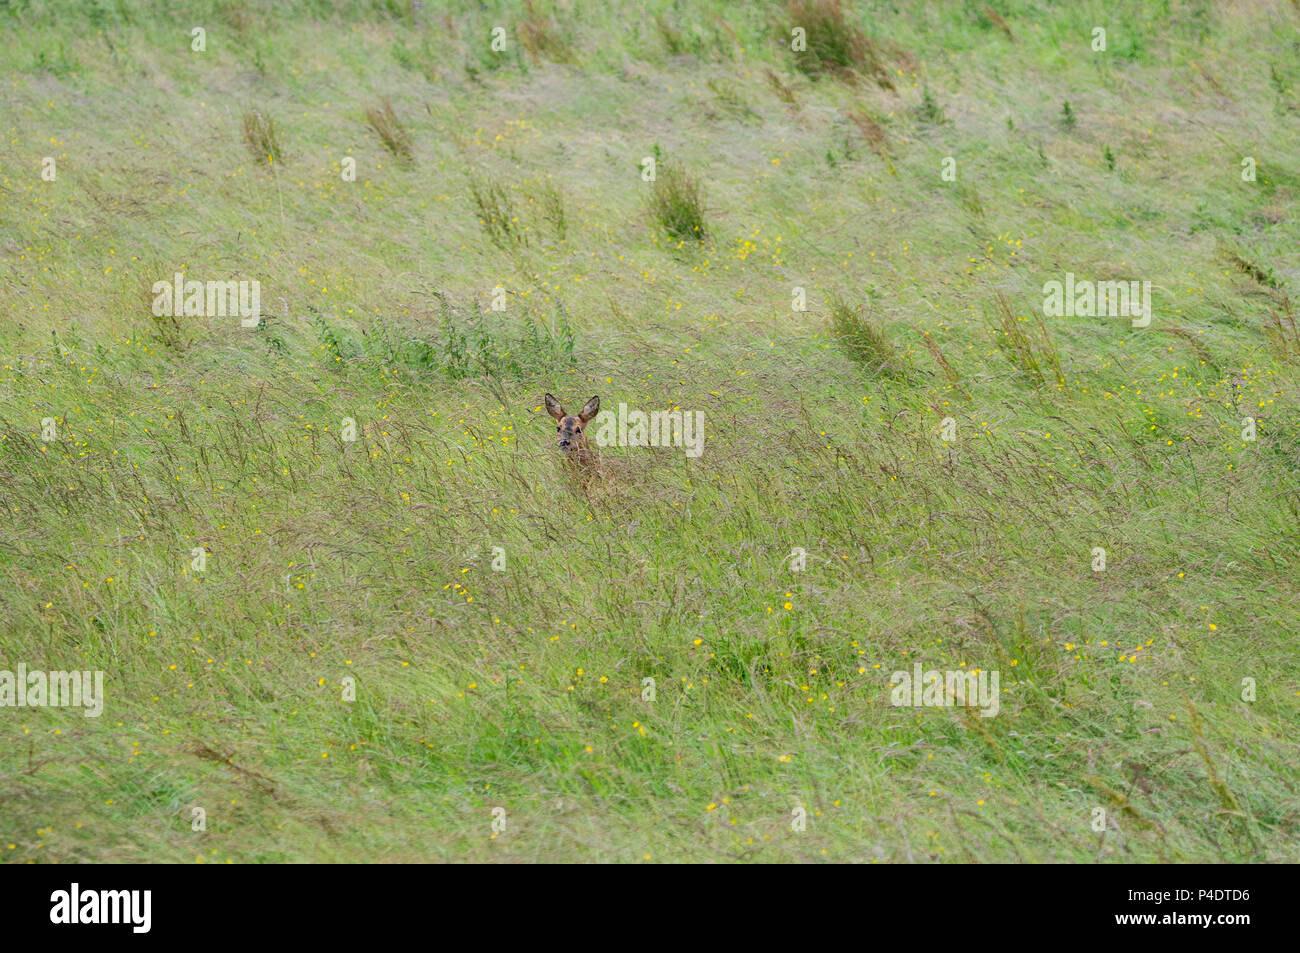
[829,294,910,379]
[536,179,567,241]
[649,160,707,242]
[785,0,898,88]
[1,0,1297,865]
[469,172,527,249]
[241,109,284,164]
[517,0,575,65]
[363,97,414,162]
[990,292,1064,388]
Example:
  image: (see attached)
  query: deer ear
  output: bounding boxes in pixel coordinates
[579,395,600,423]
[544,393,565,421]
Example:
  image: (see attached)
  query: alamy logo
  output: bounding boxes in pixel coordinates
[592,402,705,458]
[889,663,1000,718]
[151,272,262,327]
[1043,272,1151,327]
[0,664,104,717]
[50,884,151,933]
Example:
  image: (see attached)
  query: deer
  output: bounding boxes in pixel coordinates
[545,393,602,478]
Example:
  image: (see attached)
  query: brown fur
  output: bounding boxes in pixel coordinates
[545,393,602,482]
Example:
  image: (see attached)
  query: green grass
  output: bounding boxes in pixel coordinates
[1,0,1298,863]
[829,292,910,379]
[648,157,709,244]
[363,97,414,164]
[241,109,285,166]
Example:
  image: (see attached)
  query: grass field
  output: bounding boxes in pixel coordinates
[1,0,1299,863]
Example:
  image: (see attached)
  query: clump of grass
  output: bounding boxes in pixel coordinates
[1102,143,1116,172]
[1264,296,1300,362]
[1223,248,1282,289]
[241,109,284,165]
[359,315,438,374]
[1266,314,1300,360]
[141,272,187,351]
[705,77,760,123]
[518,0,575,65]
[312,311,355,366]
[915,86,950,125]
[786,0,896,89]
[990,292,1063,388]
[958,183,986,219]
[31,45,78,77]
[470,173,528,249]
[649,160,707,243]
[765,67,798,104]
[364,98,414,163]
[1269,63,1294,114]
[314,296,577,385]
[829,294,909,378]
[1156,326,1220,376]
[846,108,891,159]
[919,328,969,398]
[536,179,567,240]
[1059,100,1076,128]
[980,4,1014,40]
[440,307,576,382]
[656,13,689,55]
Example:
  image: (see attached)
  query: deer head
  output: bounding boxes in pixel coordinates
[545,393,600,457]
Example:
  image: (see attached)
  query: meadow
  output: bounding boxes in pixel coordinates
[1,0,1298,863]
